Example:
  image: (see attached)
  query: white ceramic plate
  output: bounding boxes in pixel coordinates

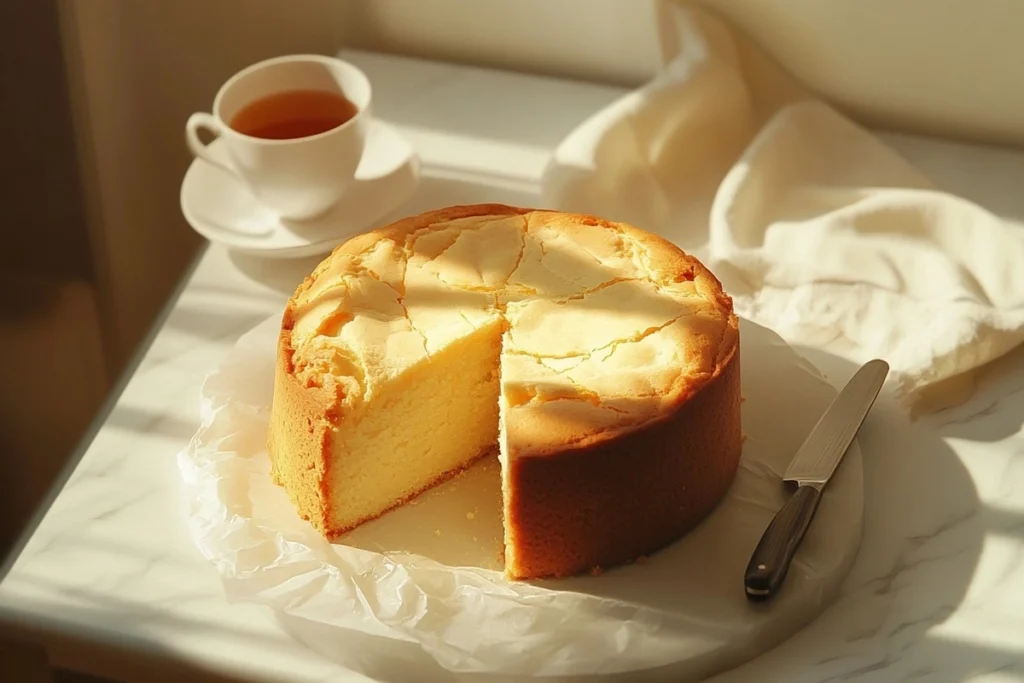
[179,119,420,259]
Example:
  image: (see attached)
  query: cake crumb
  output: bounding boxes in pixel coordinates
[433,529,441,536]
[466,511,476,520]
[741,433,748,443]
[472,536,478,542]
[635,555,648,565]
[588,565,603,576]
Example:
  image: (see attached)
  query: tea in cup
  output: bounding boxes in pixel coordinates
[185,54,372,221]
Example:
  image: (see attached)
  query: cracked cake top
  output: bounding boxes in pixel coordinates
[279,203,738,455]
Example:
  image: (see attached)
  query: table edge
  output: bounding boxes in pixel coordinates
[0,242,209,584]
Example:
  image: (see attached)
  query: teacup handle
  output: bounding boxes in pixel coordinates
[185,113,244,182]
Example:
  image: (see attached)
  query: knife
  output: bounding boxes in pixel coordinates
[744,358,889,602]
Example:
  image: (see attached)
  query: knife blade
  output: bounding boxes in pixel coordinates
[744,358,889,602]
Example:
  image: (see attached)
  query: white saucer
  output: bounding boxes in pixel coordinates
[180,119,420,259]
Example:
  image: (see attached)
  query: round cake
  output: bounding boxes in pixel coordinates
[268,204,742,580]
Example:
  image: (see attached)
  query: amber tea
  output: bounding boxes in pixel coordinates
[230,89,358,140]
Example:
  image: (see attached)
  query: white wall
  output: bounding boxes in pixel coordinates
[344,0,662,87]
[346,0,1024,146]
[705,0,1024,145]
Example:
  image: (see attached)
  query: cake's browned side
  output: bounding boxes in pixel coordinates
[504,347,743,580]
[266,314,337,536]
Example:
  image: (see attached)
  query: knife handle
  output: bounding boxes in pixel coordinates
[744,484,822,601]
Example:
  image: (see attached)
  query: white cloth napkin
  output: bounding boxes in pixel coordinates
[541,1,1024,412]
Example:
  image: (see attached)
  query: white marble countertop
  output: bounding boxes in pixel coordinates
[3,50,1024,683]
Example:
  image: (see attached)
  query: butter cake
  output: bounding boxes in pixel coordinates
[267,204,742,580]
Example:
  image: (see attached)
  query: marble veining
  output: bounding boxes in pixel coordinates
[2,50,1024,683]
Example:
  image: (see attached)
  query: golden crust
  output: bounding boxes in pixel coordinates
[267,316,335,534]
[506,210,738,456]
[507,208,741,456]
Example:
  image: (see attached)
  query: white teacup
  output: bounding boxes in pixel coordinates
[185,54,371,222]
